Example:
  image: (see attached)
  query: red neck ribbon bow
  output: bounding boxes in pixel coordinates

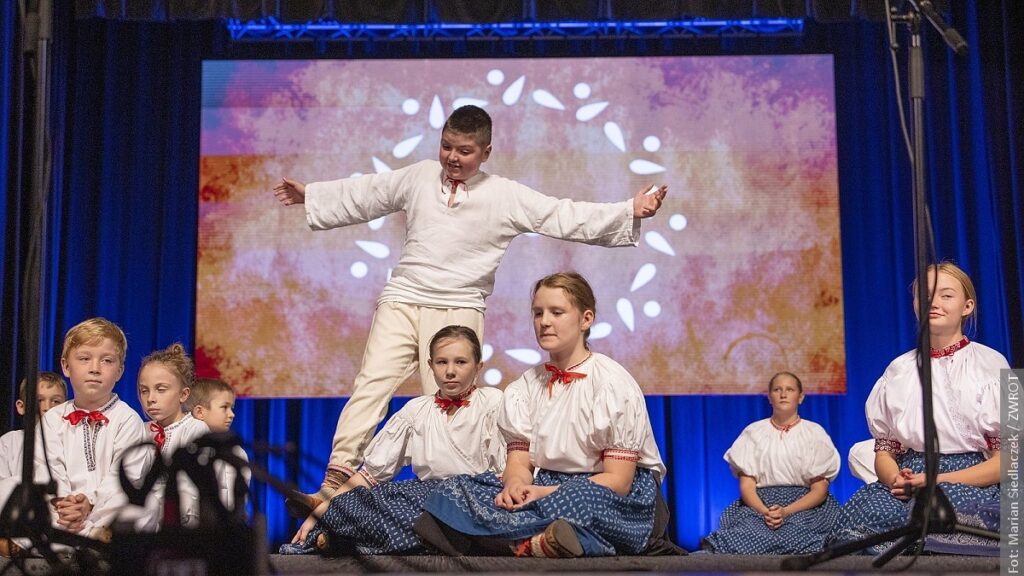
[544,364,586,398]
[64,410,109,427]
[149,422,166,451]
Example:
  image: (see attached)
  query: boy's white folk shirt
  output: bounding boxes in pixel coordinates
[35,395,152,538]
[304,159,640,311]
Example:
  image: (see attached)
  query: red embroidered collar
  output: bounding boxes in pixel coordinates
[435,387,475,412]
[770,417,801,433]
[931,337,969,358]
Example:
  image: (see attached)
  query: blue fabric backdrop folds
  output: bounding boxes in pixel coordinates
[1,3,1021,550]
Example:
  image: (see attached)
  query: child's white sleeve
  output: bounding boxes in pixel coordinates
[304,164,416,230]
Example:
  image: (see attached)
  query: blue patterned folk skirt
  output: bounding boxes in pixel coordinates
[828,451,1000,555]
[702,486,839,554]
[924,497,1001,556]
[279,478,442,556]
[421,468,659,556]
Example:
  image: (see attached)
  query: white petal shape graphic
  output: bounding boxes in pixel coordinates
[481,344,494,362]
[453,97,488,109]
[484,368,503,386]
[629,159,666,175]
[392,135,423,159]
[350,261,368,279]
[616,298,636,332]
[604,122,626,152]
[590,322,612,340]
[487,69,504,85]
[644,231,676,256]
[669,214,688,231]
[371,156,392,174]
[503,75,525,106]
[576,101,608,122]
[355,240,390,259]
[386,267,392,280]
[506,348,542,365]
[531,89,565,110]
[643,301,662,318]
[630,263,657,292]
[429,95,445,129]
[401,99,419,115]
[368,217,385,231]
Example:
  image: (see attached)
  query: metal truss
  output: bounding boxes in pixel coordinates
[225,17,805,42]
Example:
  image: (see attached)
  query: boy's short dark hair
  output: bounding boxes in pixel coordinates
[18,371,67,403]
[187,377,235,411]
[443,105,492,147]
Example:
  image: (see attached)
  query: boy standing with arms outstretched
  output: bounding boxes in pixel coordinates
[35,317,151,541]
[274,105,668,516]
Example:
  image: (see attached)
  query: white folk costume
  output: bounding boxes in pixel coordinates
[304,159,641,475]
[421,353,667,556]
[0,430,25,510]
[830,339,1009,555]
[848,439,878,483]
[281,387,505,555]
[35,395,152,539]
[139,414,209,530]
[703,418,841,554]
[217,445,251,513]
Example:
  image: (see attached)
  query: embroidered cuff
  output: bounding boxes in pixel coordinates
[985,434,1000,451]
[874,438,906,454]
[507,441,530,453]
[601,448,641,462]
[358,468,380,487]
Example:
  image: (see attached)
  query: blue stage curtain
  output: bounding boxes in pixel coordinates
[0,1,20,430]
[2,2,1021,550]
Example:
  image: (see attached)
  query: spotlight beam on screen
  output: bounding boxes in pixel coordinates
[197,56,845,398]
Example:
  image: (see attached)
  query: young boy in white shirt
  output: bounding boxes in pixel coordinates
[188,377,248,511]
[35,317,152,542]
[0,372,67,558]
[0,372,68,483]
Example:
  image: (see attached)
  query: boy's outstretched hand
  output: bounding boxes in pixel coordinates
[632,184,668,218]
[274,177,307,206]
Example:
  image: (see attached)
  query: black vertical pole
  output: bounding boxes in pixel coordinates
[908,9,943,544]
[17,0,51,506]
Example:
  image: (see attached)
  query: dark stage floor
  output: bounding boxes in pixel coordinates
[2,553,1000,574]
[266,553,999,574]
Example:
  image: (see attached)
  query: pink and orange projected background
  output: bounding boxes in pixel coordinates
[197,56,845,398]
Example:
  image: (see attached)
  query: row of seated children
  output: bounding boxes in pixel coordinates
[281,263,1005,558]
[692,261,1004,556]
[0,318,247,558]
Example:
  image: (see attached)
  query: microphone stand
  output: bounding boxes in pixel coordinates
[782,3,993,570]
